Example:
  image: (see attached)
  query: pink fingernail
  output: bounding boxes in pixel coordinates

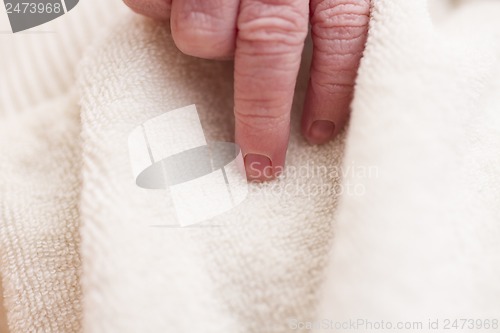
[308,120,335,144]
[244,154,273,181]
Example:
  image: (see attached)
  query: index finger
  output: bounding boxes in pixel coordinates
[234,0,309,181]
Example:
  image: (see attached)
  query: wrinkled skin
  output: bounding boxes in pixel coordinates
[123,0,370,181]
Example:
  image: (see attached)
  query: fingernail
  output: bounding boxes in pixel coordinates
[244,154,273,181]
[308,120,335,144]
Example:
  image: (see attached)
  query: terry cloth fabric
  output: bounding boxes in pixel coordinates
[1,0,499,332]
[0,277,7,332]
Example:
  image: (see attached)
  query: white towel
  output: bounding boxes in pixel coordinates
[1,0,499,332]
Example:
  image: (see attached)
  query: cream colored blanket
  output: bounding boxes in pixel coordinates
[1,0,499,332]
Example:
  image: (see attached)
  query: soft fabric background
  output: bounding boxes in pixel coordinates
[0,278,7,332]
[1,0,499,332]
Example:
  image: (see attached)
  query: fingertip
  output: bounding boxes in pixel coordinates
[238,131,288,182]
[244,153,274,182]
[301,83,350,146]
[304,119,336,145]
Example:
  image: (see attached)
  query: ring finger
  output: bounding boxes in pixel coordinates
[302,0,370,144]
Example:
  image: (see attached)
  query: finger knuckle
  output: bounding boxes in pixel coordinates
[172,10,232,55]
[313,77,354,95]
[234,96,290,128]
[237,2,308,53]
[312,0,370,42]
[235,109,289,133]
